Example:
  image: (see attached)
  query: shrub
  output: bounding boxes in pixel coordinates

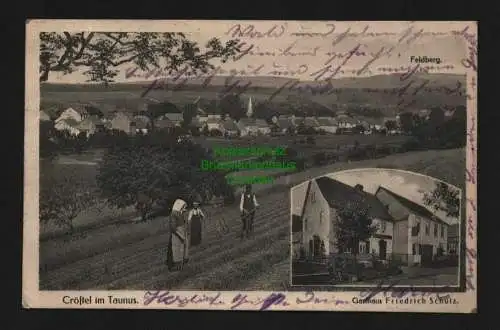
[313,152,327,166]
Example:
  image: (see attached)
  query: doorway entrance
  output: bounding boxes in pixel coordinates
[378,240,387,260]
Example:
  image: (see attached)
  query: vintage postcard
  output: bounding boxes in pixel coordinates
[23,20,477,312]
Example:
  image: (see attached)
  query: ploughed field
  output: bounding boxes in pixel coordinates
[39,148,465,291]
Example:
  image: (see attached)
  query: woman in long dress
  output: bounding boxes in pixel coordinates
[166,199,190,271]
[188,201,205,247]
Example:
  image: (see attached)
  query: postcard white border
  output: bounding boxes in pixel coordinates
[23,20,477,312]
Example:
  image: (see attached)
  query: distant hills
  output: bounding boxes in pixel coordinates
[42,72,465,92]
[41,73,467,118]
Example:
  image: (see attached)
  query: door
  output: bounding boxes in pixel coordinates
[421,244,433,266]
[378,240,387,260]
[312,235,322,259]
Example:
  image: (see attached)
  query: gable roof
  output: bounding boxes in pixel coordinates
[77,118,97,130]
[39,110,51,121]
[162,113,183,122]
[375,186,449,226]
[58,118,79,127]
[110,111,133,121]
[315,176,393,221]
[154,117,175,129]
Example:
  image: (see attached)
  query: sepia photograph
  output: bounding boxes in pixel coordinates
[24,20,477,312]
[291,169,461,287]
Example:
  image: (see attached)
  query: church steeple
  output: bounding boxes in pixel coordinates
[246,96,254,118]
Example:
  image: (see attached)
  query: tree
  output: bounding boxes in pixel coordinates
[40,171,96,233]
[384,120,397,132]
[219,94,245,121]
[96,135,234,220]
[40,32,241,84]
[423,182,460,218]
[399,112,414,134]
[182,103,198,128]
[40,121,58,160]
[202,124,210,136]
[335,201,377,263]
[429,107,445,127]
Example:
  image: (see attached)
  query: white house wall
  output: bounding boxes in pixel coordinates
[392,220,409,255]
[319,126,338,134]
[55,108,83,123]
[54,121,80,136]
[302,180,331,258]
[408,213,448,264]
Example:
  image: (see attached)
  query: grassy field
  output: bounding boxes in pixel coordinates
[39,147,465,290]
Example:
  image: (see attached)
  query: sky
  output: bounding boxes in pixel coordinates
[291,168,460,225]
[41,20,474,84]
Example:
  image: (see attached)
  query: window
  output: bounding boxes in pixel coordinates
[311,192,316,203]
[412,243,417,255]
[441,225,444,238]
[319,211,324,224]
[304,219,308,231]
[425,222,430,236]
[380,220,387,233]
[433,223,438,237]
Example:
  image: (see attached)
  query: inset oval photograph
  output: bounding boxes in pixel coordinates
[291,168,461,288]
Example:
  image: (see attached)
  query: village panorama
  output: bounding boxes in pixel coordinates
[36,29,467,293]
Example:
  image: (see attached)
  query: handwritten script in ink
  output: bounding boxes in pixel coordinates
[124,22,473,106]
[357,279,456,302]
[143,291,349,310]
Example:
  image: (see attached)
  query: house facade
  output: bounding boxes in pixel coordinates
[54,118,81,136]
[300,177,394,260]
[297,176,451,266]
[39,110,52,122]
[204,118,224,132]
[317,118,338,134]
[447,224,459,255]
[375,187,449,266]
[76,117,98,137]
[109,111,132,133]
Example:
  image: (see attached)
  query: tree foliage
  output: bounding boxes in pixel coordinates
[423,182,461,218]
[335,201,378,256]
[384,120,397,132]
[40,170,96,232]
[96,133,234,217]
[40,32,241,84]
[182,103,198,127]
[399,112,414,134]
[219,93,245,121]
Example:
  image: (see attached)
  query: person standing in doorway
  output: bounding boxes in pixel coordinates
[188,201,205,247]
[240,184,259,239]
